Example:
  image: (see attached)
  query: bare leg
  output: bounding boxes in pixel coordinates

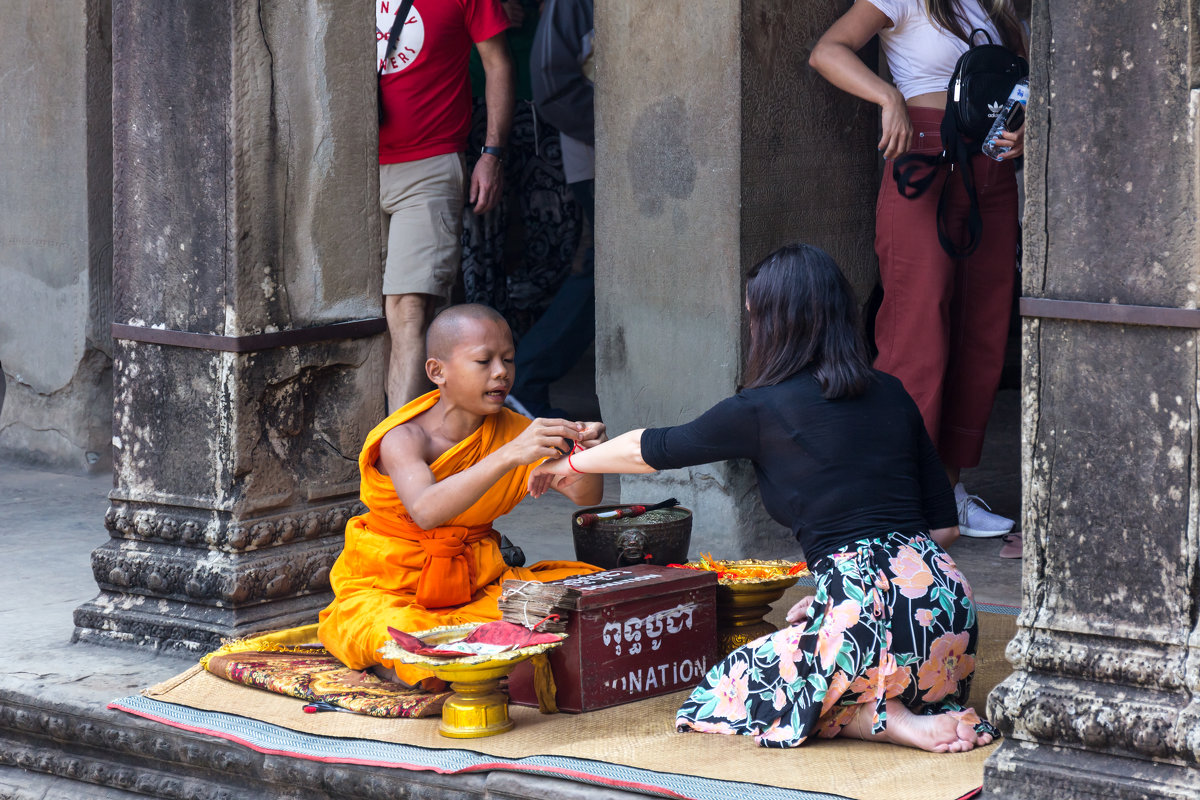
[839,699,993,753]
[385,293,436,411]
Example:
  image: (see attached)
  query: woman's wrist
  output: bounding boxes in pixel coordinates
[879,86,906,112]
[566,443,584,474]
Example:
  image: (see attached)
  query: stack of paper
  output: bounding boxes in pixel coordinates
[498,579,580,633]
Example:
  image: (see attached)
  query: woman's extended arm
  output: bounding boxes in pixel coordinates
[548,421,607,506]
[528,429,653,497]
[809,2,912,160]
[528,394,759,497]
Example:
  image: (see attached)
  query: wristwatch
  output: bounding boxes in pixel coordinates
[480,145,505,162]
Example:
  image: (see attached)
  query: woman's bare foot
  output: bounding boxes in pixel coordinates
[839,700,992,753]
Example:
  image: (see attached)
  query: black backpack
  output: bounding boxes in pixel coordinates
[893,28,1028,258]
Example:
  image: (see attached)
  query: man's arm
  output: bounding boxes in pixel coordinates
[380,417,583,529]
[471,33,514,214]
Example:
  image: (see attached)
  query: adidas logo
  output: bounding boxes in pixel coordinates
[987,101,1004,118]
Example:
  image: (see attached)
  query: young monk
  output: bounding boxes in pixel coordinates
[318,304,605,687]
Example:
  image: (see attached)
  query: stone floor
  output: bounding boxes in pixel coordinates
[0,365,1022,798]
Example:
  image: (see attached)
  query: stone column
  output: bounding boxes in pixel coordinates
[0,0,113,472]
[595,0,879,557]
[73,0,386,653]
[985,3,1200,797]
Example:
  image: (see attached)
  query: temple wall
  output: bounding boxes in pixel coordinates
[595,0,878,558]
[0,0,113,472]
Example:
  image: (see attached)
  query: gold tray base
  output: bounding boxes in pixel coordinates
[714,574,799,657]
[717,619,779,656]
[437,677,515,738]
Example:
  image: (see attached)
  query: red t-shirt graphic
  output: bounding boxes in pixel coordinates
[377,0,508,164]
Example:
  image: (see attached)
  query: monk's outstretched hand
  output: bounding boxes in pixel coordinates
[506,418,585,466]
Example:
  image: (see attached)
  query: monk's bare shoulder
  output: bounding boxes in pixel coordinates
[376,421,434,477]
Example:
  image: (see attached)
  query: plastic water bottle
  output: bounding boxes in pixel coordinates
[982,78,1029,161]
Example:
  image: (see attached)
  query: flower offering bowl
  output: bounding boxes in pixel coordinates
[379,624,565,739]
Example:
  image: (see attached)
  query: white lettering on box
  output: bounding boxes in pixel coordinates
[559,570,664,589]
[600,602,697,656]
[615,657,708,696]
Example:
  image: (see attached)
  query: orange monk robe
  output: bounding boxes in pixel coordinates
[318,390,601,685]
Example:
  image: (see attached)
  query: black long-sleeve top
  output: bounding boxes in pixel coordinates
[640,369,956,564]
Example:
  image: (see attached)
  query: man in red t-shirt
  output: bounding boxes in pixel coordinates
[377,0,513,409]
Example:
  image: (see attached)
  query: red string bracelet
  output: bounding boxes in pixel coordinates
[567,442,584,474]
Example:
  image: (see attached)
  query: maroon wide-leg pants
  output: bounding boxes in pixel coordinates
[874,107,1019,470]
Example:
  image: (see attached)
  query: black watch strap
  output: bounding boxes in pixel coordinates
[480,145,505,161]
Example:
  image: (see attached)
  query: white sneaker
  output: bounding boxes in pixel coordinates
[955,483,1014,538]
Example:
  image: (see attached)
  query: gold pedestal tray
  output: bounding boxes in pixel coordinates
[379,624,564,739]
[716,576,799,655]
[679,558,808,657]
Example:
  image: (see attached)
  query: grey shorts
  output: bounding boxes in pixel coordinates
[380,152,466,299]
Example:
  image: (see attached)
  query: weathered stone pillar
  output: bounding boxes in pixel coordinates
[985,3,1200,797]
[0,0,113,472]
[73,0,385,652]
[595,1,879,556]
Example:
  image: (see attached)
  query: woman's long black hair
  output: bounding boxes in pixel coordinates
[742,243,872,400]
[926,0,1026,55]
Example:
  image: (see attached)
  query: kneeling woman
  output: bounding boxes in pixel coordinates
[529,243,997,752]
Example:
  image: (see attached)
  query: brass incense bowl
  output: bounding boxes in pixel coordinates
[379,624,564,739]
[681,559,808,656]
[572,504,693,568]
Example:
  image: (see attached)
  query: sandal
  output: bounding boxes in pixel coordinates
[998,532,1023,559]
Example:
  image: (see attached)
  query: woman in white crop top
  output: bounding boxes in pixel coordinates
[811,1,1025,159]
[809,2,1027,543]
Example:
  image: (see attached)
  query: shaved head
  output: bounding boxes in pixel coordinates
[426,304,511,360]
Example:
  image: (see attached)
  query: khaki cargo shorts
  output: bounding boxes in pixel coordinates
[380,152,466,299]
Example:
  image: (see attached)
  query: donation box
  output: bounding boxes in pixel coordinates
[508,565,718,713]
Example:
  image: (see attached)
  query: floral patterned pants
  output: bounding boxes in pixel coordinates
[676,531,998,748]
